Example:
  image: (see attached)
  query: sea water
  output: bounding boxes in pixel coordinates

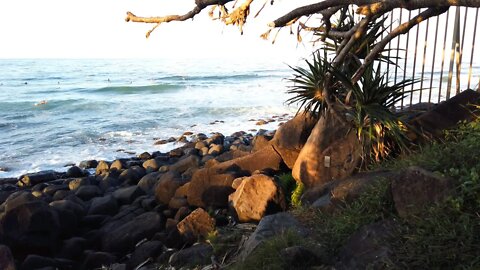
[0,58,297,178]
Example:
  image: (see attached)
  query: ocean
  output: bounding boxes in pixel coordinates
[0,58,296,178]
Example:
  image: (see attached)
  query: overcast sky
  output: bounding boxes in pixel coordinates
[0,0,317,59]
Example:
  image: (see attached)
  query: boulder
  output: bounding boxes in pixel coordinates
[88,195,118,216]
[50,199,86,217]
[102,211,163,253]
[208,144,224,156]
[187,145,283,208]
[169,243,213,268]
[239,212,308,260]
[154,172,184,204]
[229,174,286,222]
[169,155,200,174]
[251,134,272,152]
[168,196,188,209]
[66,166,85,178]
[79,159,98,169]
[113,186,146,205]
[292,111,362,189]
[118,166,146,185]
[43,184,68,196]
[0,245,15,270]
[18,170,60,187]
[270,112,317,168]
[391,166,454,218]
[68,177,91,191]
[82,252,117,270]
[143,159,162,172]
[110,159,125,171]
[138,172,162,194]
[138,152,152,160]
[410,89,480,139]
[336,220,398,270]
[21,255,57,270]
[75,185,102,201]
[128,241,164,269]
[96,160,110,175]
[280,246,321,268]
[0,193,60,257]
[57,237,87,260]
[177,208,215,241]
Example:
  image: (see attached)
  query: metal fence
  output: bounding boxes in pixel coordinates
[378,7,480,109]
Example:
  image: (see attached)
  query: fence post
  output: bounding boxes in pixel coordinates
[446,7,461,99]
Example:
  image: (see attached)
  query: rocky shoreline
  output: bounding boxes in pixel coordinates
[0,113,309,270]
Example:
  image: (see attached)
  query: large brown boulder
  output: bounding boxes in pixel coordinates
[229,174,286,222]
[292,111,362,189]
[391,166,454,218]
[271,112,317,168]
[187,144,283,208]
[177,208,215,241]
[155,172,185,204]
[409,89,480,139]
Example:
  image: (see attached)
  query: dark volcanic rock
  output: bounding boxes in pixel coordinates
[0,192,60,257]
[138,172,162,194]
[79,159,98,169]
[18,170,60,187]
[75,185,102,201]
[128,240,164,269]
[88,195,119,216]
[113,186,146,205]
[169,243,213,268]
[21,255,57,270]
[0,245,15,270]
[95,160,110,175]
[66,166,85,178]
[118,166,146,185]
[82,252,117,270]
[102,211,164,253]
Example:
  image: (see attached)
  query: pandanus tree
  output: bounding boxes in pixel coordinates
[126,0,480,187]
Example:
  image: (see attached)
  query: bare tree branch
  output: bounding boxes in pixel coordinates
[357,0,480,16]
[351,6,449,82]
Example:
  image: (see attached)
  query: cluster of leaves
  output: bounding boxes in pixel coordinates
[276,172,305,207]
[287,9,415,164]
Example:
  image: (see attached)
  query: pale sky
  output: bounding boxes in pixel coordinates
[0,0,316,59]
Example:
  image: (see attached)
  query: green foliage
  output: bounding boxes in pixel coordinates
[276,172,305,207]
[381,119,480,268]
[291,182,304,207]
[293,178,392,261]
[232,230,319,270]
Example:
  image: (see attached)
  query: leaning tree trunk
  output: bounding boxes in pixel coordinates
[292,108,362,189]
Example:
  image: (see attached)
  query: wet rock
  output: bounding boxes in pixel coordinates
[240,212,308,260]
[174,206,190,222]
[43,184,68,196]
[169,148,184,158]
[154,139,168,145]
[0,245,15,270]
[168,196,188,209]
[110,159,125,171]
[169,243,213,268]
[114,186,146,205]
[102,211,164,253]
[82,252,117,270]
[391,166,454,218]
[208,144,224,156]
[177,208,215,241]
[154,172,184,204]
[75,185,102,201]
[88,195,118,216]
[128,240,164,269]
[99,175,120,191]
[195,141,208,150]
[18,170,60,187]
[50,199,86,217]
[52,189,71,201]
[138,152,152,160]
[143,158,162,172]
[66,166,85,178]
[256,120,268,125]
[251,134,272,152]
[229,174,286,222]
[95,160,110,175]
[79,159,98,169]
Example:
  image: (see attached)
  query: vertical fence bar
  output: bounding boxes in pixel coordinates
[387,12,394,82]
[419,16,430,103]
[409,9,422,107]
[456,7,469,94]
[468,8,479,89]
[447,7,461,99]
[394,9,403,87]
[428,15,441,103]
[402,10,412,109]
[438,9,451,103]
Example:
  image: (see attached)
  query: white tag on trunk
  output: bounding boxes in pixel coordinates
[324,156,331,168]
